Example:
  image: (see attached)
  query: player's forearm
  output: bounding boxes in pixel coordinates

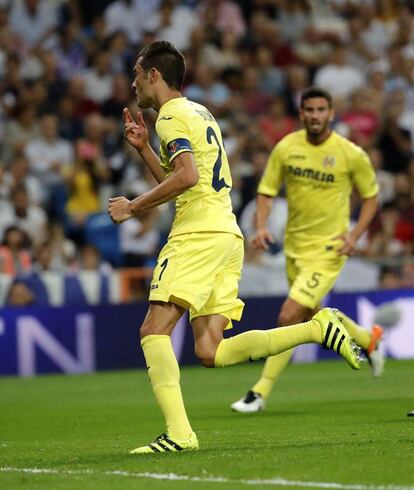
[351,195,379,241]
[128,168,195,214]
[255,194,274,229]
[138,143,166,184]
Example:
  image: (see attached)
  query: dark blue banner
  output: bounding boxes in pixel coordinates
[0,289,413,376]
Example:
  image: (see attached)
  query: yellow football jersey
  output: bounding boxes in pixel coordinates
[156,97,242,239]
[258,130,379,259]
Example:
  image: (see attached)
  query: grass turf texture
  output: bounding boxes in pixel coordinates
[1,360,414,490]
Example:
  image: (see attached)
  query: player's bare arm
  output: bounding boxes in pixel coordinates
[123,107,165,184]
[338,194,379,256]
[108,151,198,223]
[251,193,275,250]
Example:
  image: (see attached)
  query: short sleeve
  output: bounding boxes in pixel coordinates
[257,144,284,197]
[349,148,379,199]
[156,115,193,162]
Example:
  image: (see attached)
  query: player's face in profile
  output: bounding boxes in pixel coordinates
[132,59,152,109]
[299,97,334,137]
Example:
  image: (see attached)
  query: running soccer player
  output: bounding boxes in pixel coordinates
[232,87,383,414]
[108,43,360,454]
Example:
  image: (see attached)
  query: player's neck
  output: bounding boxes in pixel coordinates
[155,89,183,111]
[306,129,332,146]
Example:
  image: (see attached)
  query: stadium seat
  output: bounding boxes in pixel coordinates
[63,274,87,305]
[84,213,123,267]
[20,273,50,306]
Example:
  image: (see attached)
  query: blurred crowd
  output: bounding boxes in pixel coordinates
[0,0,414,305]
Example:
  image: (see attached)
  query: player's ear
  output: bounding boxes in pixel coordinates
[150,67,162,84]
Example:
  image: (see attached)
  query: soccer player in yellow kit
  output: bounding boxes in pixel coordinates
[108,43,360,454]
[232,87,383,414]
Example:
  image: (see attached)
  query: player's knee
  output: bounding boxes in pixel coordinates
[140,321,168,339]
[278,309,304,327]
[194,344,216,368]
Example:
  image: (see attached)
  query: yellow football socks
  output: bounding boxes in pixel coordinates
[337,311,371,350]
[141,334,193,441]
[214,320,321,368]
[251,349,294,399]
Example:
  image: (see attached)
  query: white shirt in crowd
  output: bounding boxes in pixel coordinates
[25,137,73,183]
[119,218,159,257]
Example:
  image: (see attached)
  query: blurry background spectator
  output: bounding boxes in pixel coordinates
[0,0,411,301]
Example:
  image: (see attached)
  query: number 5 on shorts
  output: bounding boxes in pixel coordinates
[159,258,169,281]
[306,272,322,289]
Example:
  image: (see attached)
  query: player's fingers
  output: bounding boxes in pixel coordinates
[136,111,146,126]
[109,197,124,202]
[123,107,134,124]
[264,232,275,243]
[124,122,137,133]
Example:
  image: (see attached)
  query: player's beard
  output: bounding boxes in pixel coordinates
[136,93,151,109]
[305,118,330,138]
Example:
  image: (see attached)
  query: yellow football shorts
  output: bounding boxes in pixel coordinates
[149,232,245,328]
[286,255,347,309]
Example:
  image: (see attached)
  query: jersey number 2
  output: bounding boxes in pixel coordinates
[207,126,230,192]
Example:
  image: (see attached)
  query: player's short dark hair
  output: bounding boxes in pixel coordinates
[138,41,185,90]
[300,87,333,108]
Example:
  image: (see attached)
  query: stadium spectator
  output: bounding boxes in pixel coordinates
[145,0,199,51]
[39,51,67,108]
[52,20,87,81]
[9,0,58,50]
[0,0,411,298]
[258,97,297,148]
[197,0,246,39]
[24,113,73,192]
[378,265,402,289]
[119,210,160,267]
[255,45,285,96]
[63,140,107,243]
[377,91,413,174]
[2,102,40,162]
[106,31,134,74]
[4,155,43,206]
[0,185,47,247]
[104,0,143,45]
[0,225,31,276]
[184,64,231,116]
[314,42,365,98]
[82,50,114,104]
[341,88,379,147]
[368,202,414,257]
[5,280,35,306]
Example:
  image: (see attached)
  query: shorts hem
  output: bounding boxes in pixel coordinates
[149,293,192,310]
[288,292,318,310]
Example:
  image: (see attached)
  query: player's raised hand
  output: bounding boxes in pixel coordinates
[108,196,133,224]
[251,227,275,251]
[123,108,149,151]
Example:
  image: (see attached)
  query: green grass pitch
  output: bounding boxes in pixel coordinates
[1,359,414,490]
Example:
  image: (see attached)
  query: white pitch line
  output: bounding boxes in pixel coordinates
[1,467,413,490]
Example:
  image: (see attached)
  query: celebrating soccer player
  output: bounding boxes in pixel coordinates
[232,87,383,414]
[108,42,361,454]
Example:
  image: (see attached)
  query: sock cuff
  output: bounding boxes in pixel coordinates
[141,334,171,348]
[214,339,227,368]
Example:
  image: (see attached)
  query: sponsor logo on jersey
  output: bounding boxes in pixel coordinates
[322,156,336,168]
[287,165,335,183]
[288,154,306,160]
